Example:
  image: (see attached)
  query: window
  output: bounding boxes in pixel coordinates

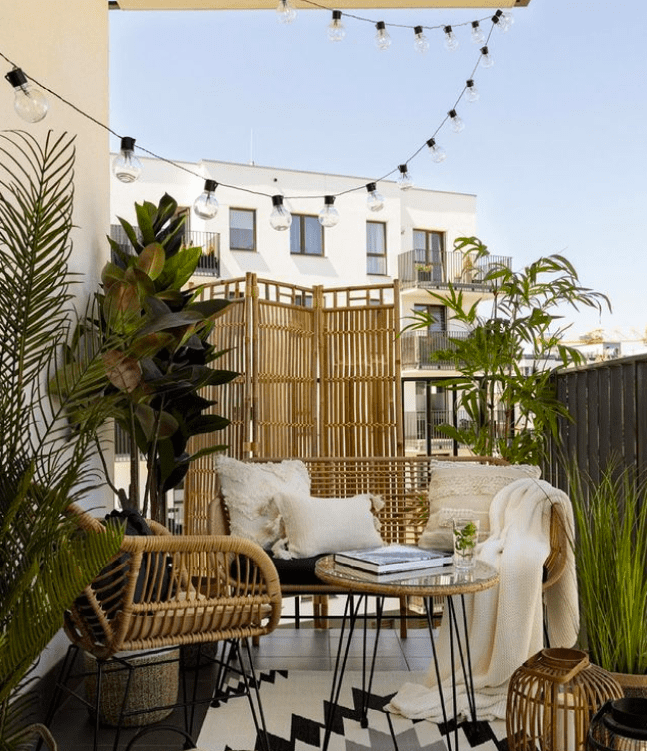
[366,221,387,275]
[413,229,444,282]
[230,208,256,251]
[414,303,446,332]
[290,214,324,256]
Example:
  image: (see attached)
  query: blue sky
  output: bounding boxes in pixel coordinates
[109,0,647,339]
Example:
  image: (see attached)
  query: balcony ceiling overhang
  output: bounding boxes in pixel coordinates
[111,0,529,10]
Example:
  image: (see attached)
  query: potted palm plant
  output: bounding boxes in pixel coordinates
[568,462,647,697]
[0,130,124,750]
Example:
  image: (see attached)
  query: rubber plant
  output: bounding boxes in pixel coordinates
[58,194,237,522]
[0,130,123,750]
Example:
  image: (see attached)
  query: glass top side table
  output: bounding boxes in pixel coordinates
[315,556,499,751]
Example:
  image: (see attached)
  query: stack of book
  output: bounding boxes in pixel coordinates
[333,544,453,581]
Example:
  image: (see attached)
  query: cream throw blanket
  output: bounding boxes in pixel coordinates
[386,477,579,721]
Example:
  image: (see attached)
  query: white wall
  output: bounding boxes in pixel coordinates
[1,0,111,679]
[111,156,477,292]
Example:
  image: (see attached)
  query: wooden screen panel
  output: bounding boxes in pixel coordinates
[319,285,402,458]
[184,277,249,534]
[253,291,318,458]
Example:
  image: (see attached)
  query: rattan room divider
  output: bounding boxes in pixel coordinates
[184,273,404,523]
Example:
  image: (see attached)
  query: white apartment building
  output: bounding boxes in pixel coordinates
[111,156,510,455]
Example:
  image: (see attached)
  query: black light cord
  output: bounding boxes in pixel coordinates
[2,8,504,203]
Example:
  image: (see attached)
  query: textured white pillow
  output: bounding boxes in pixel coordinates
[271,492,384,559]
[418,462,542,550]
[215,456,310,549]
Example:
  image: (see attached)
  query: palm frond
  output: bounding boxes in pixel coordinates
[0,130,124,743]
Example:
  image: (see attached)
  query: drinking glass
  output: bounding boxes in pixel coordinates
[452,518,480,571]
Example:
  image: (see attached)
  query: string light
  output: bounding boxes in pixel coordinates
[112,137,142,183]
[448,109,465,134]
[480,45,494,68]
[277,0,297,24]
[366,183,385,212]
[444,25,459,51]
[193,179,219,220]
[375,21,391,51]
[269,194,292,230]
[413,26,429,54]
[426,138,447,163]
[327,10,345,42]
[397,164,413,190]
[493,9,514,32]
[319,195,340,227]
[465,79,480,103]
[4,68,49,123]
[0,4,510,206]
[470,21,486,46]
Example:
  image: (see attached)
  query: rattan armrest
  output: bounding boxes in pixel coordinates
[65,530,282,659]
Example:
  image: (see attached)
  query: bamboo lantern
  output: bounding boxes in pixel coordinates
[506,648,624,751]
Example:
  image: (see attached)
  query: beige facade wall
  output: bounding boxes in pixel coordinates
[1,0,111,678]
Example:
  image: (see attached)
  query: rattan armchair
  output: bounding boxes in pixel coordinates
[47,504,282,751]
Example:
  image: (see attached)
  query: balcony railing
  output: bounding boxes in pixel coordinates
[109,225,221,277]
[403,407,508,455]
[400,330,469,370]
[398,249,512,290]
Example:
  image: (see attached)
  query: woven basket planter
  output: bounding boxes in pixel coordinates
[506,648,623,751]
[610,670,647,700]
[84,648,179,727]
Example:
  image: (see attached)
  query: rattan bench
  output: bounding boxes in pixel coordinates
[184,455,568,636]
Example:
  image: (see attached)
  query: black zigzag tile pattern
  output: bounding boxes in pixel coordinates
[202,670,506,751]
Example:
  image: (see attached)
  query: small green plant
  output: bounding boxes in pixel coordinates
[453,521,478,552]
[403,236,611,464]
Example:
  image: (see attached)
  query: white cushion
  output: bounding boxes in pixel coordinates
[418,462,542,550]
[271,492,384,559]
[215,456,310,549]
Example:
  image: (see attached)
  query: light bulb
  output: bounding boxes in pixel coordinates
[375,22,391,51]
[465,79,480,103]
[269,195,292,230]
[327,10,346,42]
[413,26,429,54]
[426,137,447,163]
[4,68,49,123]
[397,165,413,191]
[365,182,384,212]
[318,196,340,228]
[480,45,494,68]
[444,25,459,51]
[112,137,142,183]
[193,179,219,220]
[493,9,513,32]
[470,21,486,45]
[276,0,297,24]
[448,109,465,134]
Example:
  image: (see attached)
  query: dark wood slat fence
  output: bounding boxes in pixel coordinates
[545,353,647,491]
